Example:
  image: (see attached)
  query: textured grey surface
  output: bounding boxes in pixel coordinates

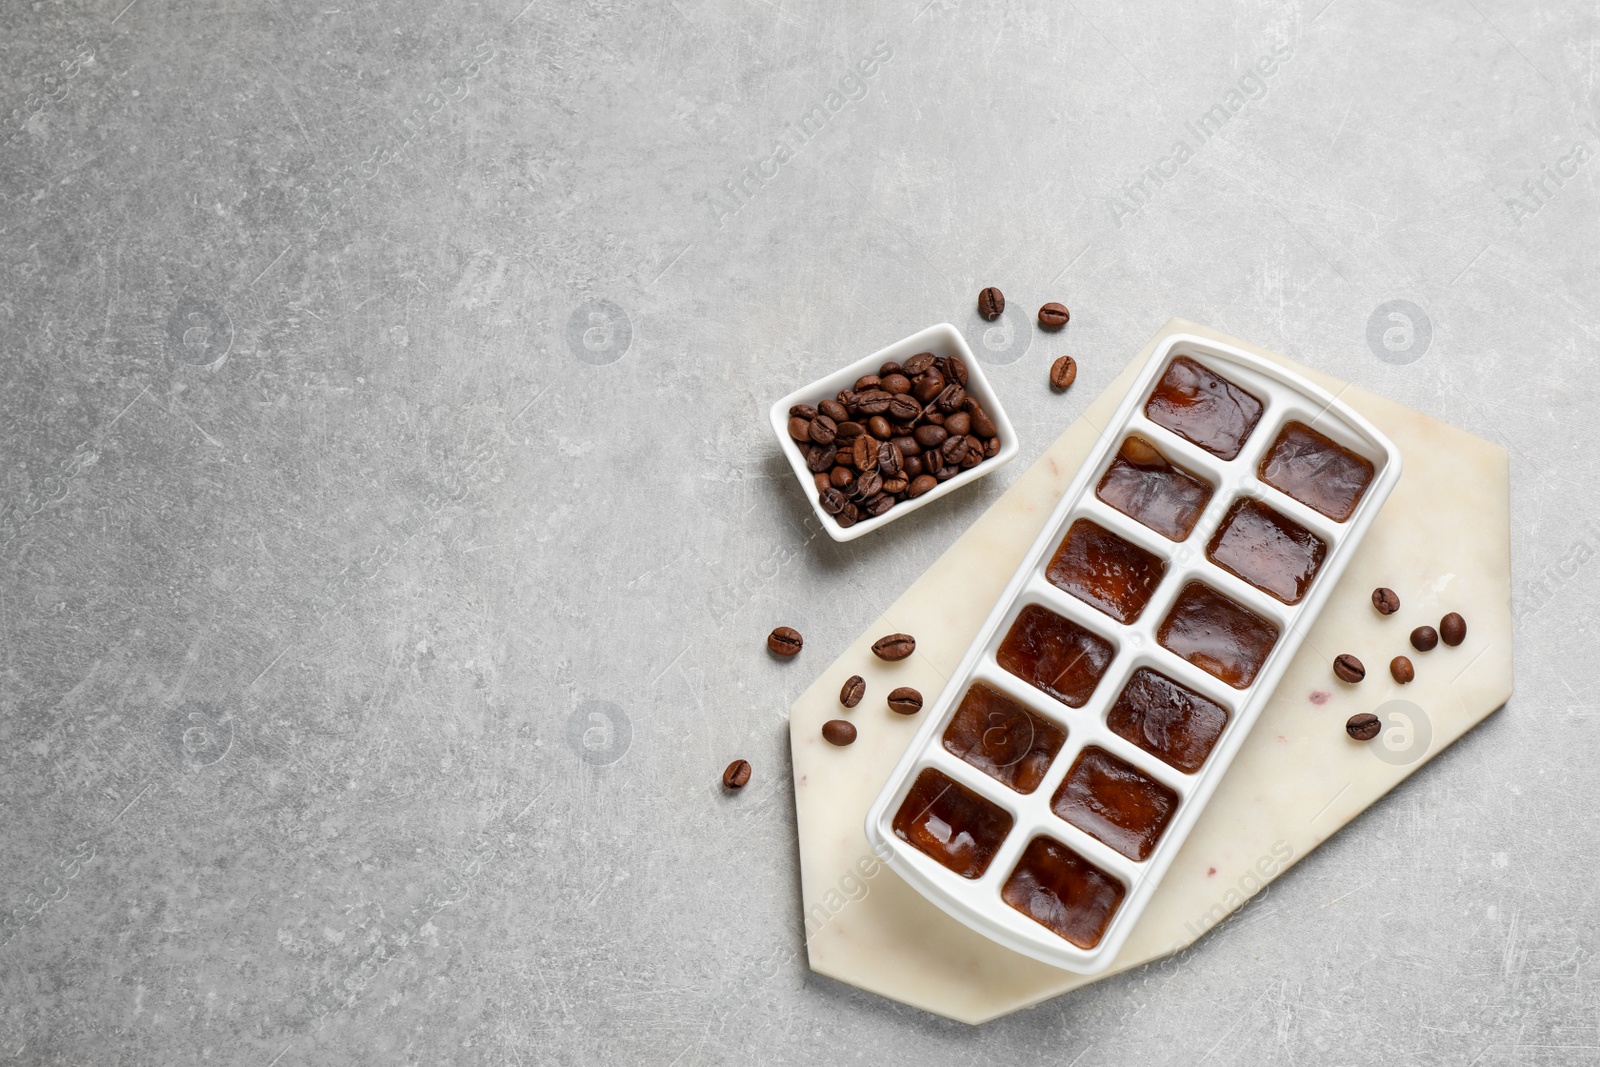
[0,0,1594,1062]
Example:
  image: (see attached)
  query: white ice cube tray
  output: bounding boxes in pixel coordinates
[864,333,1401,974]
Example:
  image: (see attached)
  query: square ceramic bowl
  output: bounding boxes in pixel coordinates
[769,323,1020,542]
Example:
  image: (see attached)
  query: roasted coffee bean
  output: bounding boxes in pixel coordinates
[822,719,857,746]
[840,675,866,708]
[789,403,818,420]
[967,402,997,439]
[1037,302,1070,330]
[1440,612,1467,646]
[960,441,984,468]
[887,394,922,421]
[984,436,1001,458]
[787,415,813,441]
[1333,654,1366,683]
[768,626,803,656]
[977,287,1005,321]
[908,474,938,498]
[836,420,865,439]
[902,453,924,478]
[935,464,961,481]
[861,415,888,440]
[808,415,838,444]
[1345,713,1382,742]
[941,434,968,462]
[852,471,883,499]
[878,441,903,478]
[872,633,916,661]
[819,399,849,423]
[836,503,859,527]
[945,354,969,387]
[1121,436,1163,466]
[805,443,836,473]
[922,448,945,475]
[830,466,854,489]
[852,435,876,471]
[856,390,893,415]
[882,373,912,395]
[878,360,902,377]
[1049,355,1078,391]
[854,374,881,392]
[863,493,895,517]
[943,411,971,438]
[722,759,752,788]
[1390,656,1414,684]
[912,369,945,403]
[887,687,924,715]
[935,384,967,413]
[818,487,847,514]
[891,435,920,457]
[915,424,948,448]
[903,352,936,376]
[924,409,945,425]
[1410,626,1439,652]
[882,476,908,495]
[1372,587,1401,615]
[813,472,831,492]
[836,389,858,408]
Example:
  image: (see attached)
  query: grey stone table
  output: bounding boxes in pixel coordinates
[1,0,1594,1063]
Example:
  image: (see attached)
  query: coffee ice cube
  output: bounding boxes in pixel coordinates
[1050,746,1178,861]
[892,768,1013,879]
[1144,356,1263,460]
[996,603,1115,709]
[1106,667,1230,774]
[1157,581,1279,689]
[1206,497,1326,604]
[942,682,1066,794]
[1045,519,1167,625]
[1001,836,1125,948]
[1095,436,1214,542]
[1258,421,1374,522]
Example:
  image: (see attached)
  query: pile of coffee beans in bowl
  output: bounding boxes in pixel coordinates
[787,352,1004,528]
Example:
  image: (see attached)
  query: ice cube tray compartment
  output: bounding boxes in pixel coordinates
[865,334,1401,973]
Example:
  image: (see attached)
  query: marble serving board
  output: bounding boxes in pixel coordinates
[787,319,1513,1025]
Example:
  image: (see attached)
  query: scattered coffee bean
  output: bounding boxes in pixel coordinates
[977,287,1005,321]
[1333,654,1366,683]
[1390,656,1414,684]
[1345,713,1382,741]
[1037,302,1070,330]
[1410,626,1439,652]
[1440,612,1466,646]
[1372,587,1401,615]
[768,626,803,656]
[722,759,752,789]
[887,687,924,715]
[822,719,857,746]
[840,675,865,708]
[1049,355,1078,391]
[872,633,916,661]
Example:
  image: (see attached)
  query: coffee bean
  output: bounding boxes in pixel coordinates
[887,687,923,715]
[789,404,818,420]
[768,626,803,656]
[882,373,912,395]
[1049,355,1078,391]
[922,448,944,475]
[935,383,967,413]
[936,464,960,481]
[887,394,922,421]
[863,493,895,517]
[912,369,945,403]
[722,759,752,788]
[852,435,876,471]
[819,487,846,514]
[877,441,902,478]
[1333,654,1365,683]
[1345,713,1381,741]
[924,409,945,426]
[945,355,969,387]
[852,471,883,500]
[966,402,997,439]
[878,361,902,377]
[830,466,854,489]
[1037,302,1070,330]
[942,411,970,438]
[960,437,984,468]
[840,675,865,708]
[1440,612,1467,646]
[941,434,967,462]
[902,453,924,478]
[1390,656,1414,684]
[984,436,1001,458]
[808,415,838,444]
[882,476,908,495]
[836,389,857,407]
[903,352,936,376]
[836,420,865,439]
[787,415,812,441]
[908,474,938,498]
[1410,626,1438,652]
[855,390,893,415]
[813,472,831,492]
[854,374,881,392]
[915,424,948,449]
[804,443,836,473]
[890,435,919,457]
[867,415,893,440]
[1371,587,1400,615]
[872,633,916,661]
[836,503,859,527]
[1121,436,1163,466]
[977,287,1005,321]
[819,399,849,423]
[822,719,857,746]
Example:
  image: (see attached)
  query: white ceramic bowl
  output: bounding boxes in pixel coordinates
[768,323,1020,542]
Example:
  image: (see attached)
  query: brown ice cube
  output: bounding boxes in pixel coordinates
[1045,519,1167,624]
[1050,746,1179,861]
[941,682,1066,794]
[1106,667,1230,774]
[1206,497,1327,604]
[1144,356,1263,460]
[996,603,1115,709]
[1258,421,1375,522]
[891,768,1013,879]
[1095,436,1214,542]
[1001,835,1126,948]
[1157,581,1279,689]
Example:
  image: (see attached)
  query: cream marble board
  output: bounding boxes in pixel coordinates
[788,320,1513,1025]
